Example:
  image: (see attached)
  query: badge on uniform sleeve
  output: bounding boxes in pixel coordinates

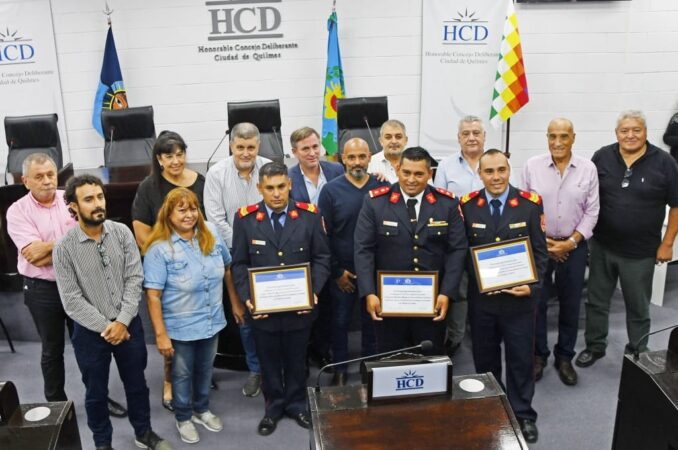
[540,214,546,233]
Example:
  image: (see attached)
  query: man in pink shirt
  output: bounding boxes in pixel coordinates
[7,154,127,416]
[522,118,599,386]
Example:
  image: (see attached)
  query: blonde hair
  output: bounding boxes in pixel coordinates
[142,187,215,256]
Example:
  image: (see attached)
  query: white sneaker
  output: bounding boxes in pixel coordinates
[176,419,200,444]
[192,410,223,432]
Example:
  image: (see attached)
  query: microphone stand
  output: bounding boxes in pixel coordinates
[314,342,429,392]
[633,324,678,360]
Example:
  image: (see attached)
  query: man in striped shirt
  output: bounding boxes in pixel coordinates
[53,175,171,450]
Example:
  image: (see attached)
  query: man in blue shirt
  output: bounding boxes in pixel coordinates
[317,138,389,386]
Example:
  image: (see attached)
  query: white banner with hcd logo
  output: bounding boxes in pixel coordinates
[0,0,69,172]
[419,1,508,157]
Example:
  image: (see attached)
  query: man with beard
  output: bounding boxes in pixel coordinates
[7,154,127,417]
[317,138,389,385]
[204,122,270,397]
[53,175,170,450]
[367,120,409,183]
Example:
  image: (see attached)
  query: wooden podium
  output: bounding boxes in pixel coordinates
[308,373,527,449]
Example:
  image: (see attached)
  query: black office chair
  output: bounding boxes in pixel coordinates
[227,99,285,163]
[4,114,63,179]
[337,96,389,156]
[102,106,156,167]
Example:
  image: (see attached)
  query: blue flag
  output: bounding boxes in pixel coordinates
[92,26,127,136]
[321,11,345,156]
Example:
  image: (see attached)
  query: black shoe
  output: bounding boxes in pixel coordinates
[107,398,127,418]
[575,349,605,368]
[210,378,218,390]
[308,351,332,369]
[331,372,348,387]
[161,399,174,412]
[534,355,546,382]
[445,341,461,359]
[555,359,578,386]
[257,416,278,436]
[134,429,171,449]
[290,412,311,429]
[518,419,539,444]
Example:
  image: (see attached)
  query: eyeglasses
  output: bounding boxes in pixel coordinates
[621,168,633,188]
[96,242,110,267]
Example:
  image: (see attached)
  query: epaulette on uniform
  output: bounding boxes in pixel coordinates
[295,201,318,214]
[368,185,391,198]
[434,187,456,200]
[519,190,542,205]
[460,190,480,206]
[238,203,259,218]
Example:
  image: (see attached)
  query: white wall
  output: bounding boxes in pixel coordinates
[15,0,678,169]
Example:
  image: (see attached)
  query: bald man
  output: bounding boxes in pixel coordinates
[522,119,599,386]
[317,138,389,385]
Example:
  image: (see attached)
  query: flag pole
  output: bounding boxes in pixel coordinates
[504,118,511,159]
[103,1,113,26]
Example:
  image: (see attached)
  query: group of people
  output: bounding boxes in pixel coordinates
[7,109,677,448]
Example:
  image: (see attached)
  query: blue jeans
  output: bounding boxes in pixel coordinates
[71,316,150,448]
[171,334,219,422]
[536,241,588,361]
[328,281,376,372]
[239,320,260,374]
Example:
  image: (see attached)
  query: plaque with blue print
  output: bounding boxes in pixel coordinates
[470,237,539,294]
[248,263,313,314]
[377,271,438,317]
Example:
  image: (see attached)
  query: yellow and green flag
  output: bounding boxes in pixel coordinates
[321,11,345,156]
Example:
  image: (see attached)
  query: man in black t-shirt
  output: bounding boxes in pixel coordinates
[576,110,678,368]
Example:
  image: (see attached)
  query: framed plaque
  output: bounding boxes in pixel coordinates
[248,263,313,314]
[377,271,438,317]
[470,237,539,294]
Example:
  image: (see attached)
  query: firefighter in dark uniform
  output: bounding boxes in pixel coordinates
[354,147,467,355]
[460,149,548,444]
[231,162,330,437]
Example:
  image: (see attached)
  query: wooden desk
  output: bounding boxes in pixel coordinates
[308,373,527,450]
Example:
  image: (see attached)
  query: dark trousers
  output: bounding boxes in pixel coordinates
[328,282,377,372]
[309,285,332,358]
[252,326,311,419]
[375,317,446,355]
[535,241,588,361]
[71,316,151,448]
[468,300,537,422]
[23,277,73,402]
[585,238,655,353]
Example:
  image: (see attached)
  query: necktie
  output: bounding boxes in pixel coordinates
[490,199,502,228]
[406,199,418,227]
[271,211,284,238]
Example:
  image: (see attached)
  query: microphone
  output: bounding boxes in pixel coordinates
[633,323,678,360]
[271,125,287,159]
[206,129,230,171]
[106,126,116,167]
[363,115,381,155]
[4,139,14,185]
[314,340,434,392]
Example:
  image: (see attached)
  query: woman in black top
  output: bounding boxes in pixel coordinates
[131,130,205,411]
[132,131,205,247]
[664,112,678,164]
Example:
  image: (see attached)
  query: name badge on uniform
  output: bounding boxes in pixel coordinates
[383,221,398,227]
[509,222,527,229]
[472,223,486,229]
[427,220,448,227]
[251,239,266,246]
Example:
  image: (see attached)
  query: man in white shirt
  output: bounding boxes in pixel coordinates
[367,120,409,183]
[204,122,271,398]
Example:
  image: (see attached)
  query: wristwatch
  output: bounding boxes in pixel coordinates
[568,237,578,249]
